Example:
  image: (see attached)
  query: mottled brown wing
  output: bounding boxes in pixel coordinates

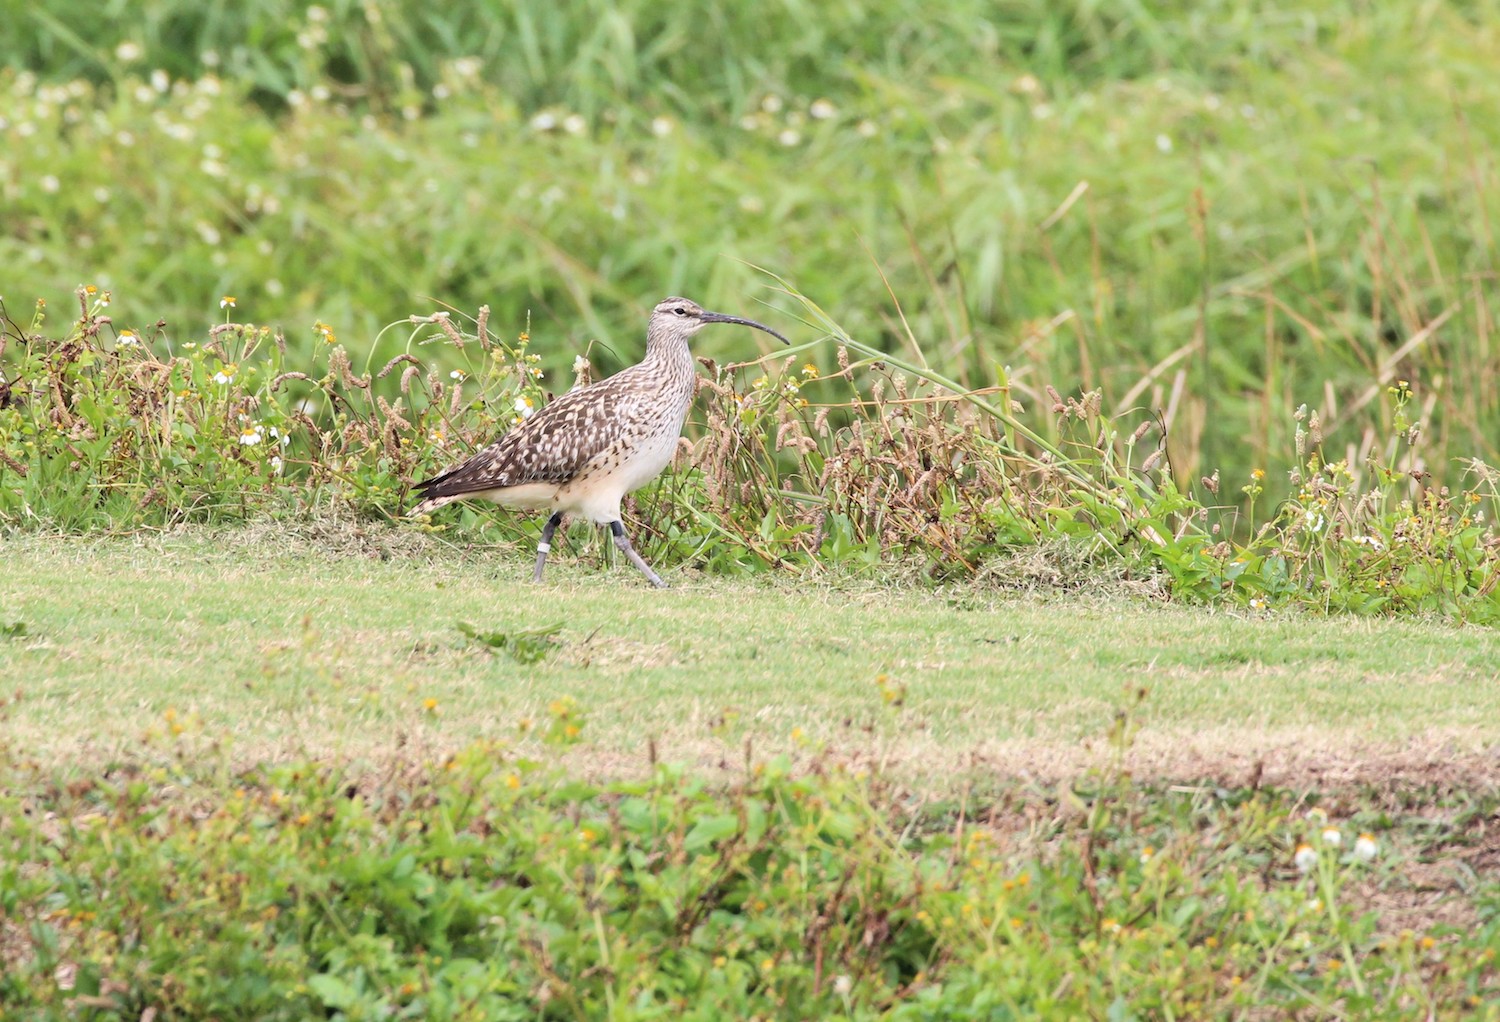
[414,375,639,501]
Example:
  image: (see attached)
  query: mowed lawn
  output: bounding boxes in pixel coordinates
[3,529,1498,785]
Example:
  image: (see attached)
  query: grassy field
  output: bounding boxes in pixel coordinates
[5,6,1500,1014]
[4,529,1498,784]
[6,531,1500,1018]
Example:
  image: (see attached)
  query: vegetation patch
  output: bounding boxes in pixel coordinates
[2,720,1497,1020]
[4,284,1499,623]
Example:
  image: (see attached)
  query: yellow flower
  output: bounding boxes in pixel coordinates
[504,773,521,790]
[422,697,439,713]
[801,363,818,378]
[220,295,236,309]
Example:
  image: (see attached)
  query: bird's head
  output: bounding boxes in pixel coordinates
[649,296,790,346]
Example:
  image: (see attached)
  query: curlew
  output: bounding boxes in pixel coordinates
[409,297,789,587]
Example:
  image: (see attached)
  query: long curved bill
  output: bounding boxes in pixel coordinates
[700,311,791,345]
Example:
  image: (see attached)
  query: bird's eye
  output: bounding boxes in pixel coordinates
[673,307,687,316]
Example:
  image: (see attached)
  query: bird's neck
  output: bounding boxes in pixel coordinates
[641,332,695,378]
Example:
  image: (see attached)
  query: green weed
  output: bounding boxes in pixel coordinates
[1,700,1495,1019]
[455,620,563,665]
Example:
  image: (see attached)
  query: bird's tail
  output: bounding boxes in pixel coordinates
[407,492,462,517]
[407,472,459,517]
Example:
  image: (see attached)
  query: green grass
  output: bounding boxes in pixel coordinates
[3,1,1500,500]
[4,530,1498,780]
[6,9,1500,1016]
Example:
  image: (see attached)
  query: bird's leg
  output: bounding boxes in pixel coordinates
[532,511,564,583]
[609,520,668,589]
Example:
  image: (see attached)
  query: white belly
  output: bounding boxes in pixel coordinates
[556,423,682,523]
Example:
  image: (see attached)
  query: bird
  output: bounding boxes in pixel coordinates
[409,296,790,588]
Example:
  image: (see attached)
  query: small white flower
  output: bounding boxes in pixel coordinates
[1354,833,1378,861]
[856,119,878,138]
[777,128,801,147]
[529,111,557,131]
[1249,597,1268,611]
[562,113,586,135]
[809,98,837,120]
[1320,826,1341,847]
[1294,843,1318,873]
[1139,845,1155,864]
[117,329,139,347]
[115,41,143,62]
[449,369,467,381]
[1303,510,1326,532]
[651,116,674,137]
[513,396,536,419]
[1352,535,1383,549]
[269,455,284,474]
[832,974,852,997]
[220,295,236,309]
[238,425,263,446]
[760,94,783,114]
[41,175,60,193]
[1155,133,1174,153]
[213,363,237,385]
[150,69,170,93]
